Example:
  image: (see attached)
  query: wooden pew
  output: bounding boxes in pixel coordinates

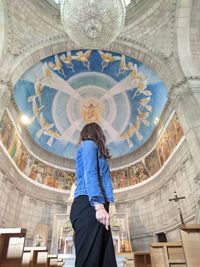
[0,228,26,267]
[180,224,200,267]
[57,258,64,266]
[47,255,58,267]
[133,251,151,267]
[22,247,48,267]
[22,247,32,267]
[150,242,186,267]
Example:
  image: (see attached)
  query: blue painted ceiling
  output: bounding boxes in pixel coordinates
[14,50,167,159]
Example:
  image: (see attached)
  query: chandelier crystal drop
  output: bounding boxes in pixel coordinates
[60,0,126,48]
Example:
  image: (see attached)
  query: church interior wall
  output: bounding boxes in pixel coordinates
[0,130,195,250]
[0,0,200,253]
[115,139,199,250]
[0,166,66,250]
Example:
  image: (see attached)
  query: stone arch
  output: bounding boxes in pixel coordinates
[7,40,175,169]
[0,0,9,67]
[176,0,200,76]
[9,40,174,91]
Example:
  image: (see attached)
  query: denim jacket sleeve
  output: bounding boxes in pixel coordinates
[82,140,105,206]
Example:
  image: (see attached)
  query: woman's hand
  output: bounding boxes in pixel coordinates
[95,204,110,230]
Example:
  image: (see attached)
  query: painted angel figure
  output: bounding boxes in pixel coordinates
[36,113,54,139]
[60,51,75,72]
[116,55,129,76]
[28,97,44,123]
[44,129,61,147]
[127,62,151,99]
[121,119,143,147]
[98,50,121,71]
[137,110,150,127]
[37,62,54,83]
[48,55,65,76]
[35,113,62,147]
[139,97,152,112]
[28,81,43,104]
[74,50,91,70]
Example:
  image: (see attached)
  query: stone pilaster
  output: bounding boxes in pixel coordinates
[169,80,200,171]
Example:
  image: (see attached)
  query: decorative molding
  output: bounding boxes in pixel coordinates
[169,77,188,91]
[185,76,200,93]
[5,0,12,54]
[17,33,70,56]
[144,195,150,202]
[179,164,185,174]
[10,183,15,191]
[117,36,169,59]
[168,77,194,104]
[2,175,8,184]
[162,183,169,192]
[194,173,200,184]
[18,190,24,198]
[186,75,200,81]
[154,190,161,198]
[45,202,51,208]
[182,156,190,166]
[191,88,200,94]
[169,0,177,58]
[0,80,12,120]
[29,197,37,205]
[169,76,200,99]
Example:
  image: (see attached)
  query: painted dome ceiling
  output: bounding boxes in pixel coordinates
[14,50,167,159]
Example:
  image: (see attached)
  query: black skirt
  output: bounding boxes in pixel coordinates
[70,195,117,267]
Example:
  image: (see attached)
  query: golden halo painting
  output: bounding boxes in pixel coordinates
[14,50,167,159]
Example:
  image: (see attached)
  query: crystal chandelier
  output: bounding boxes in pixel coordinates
[60,0,127,49]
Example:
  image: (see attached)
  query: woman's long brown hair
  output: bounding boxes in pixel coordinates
[79,122,111,159]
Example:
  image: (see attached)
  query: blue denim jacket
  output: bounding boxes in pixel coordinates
[74,140,114,206]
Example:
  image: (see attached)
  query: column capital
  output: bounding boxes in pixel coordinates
[0,80,11,120]
[0,79,12,89]
[168,77,193,103]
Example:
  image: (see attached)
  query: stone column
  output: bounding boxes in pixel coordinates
[0,81,11,121]
[172,82,200,170]
[172,81,200,221]
[189,78,200,107]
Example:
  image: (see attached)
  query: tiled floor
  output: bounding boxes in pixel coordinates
[62,255,134,267]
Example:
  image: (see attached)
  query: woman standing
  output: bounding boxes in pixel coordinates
[70,122,117,267]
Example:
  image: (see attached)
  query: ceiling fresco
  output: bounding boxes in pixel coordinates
[14,50,167,159]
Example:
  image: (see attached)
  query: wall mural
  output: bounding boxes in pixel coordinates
[14,50,167,159]
[0,110,184,191]
[0,111,75,190]
[111,113,184,189]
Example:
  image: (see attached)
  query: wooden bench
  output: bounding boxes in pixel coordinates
[133,251,151,267]
[180,224,200,267]
[57,258,64,266]
[22,247,32,267]
[47,254,58,267]
[0,228,26,267]
[150,242,186,267]
[22,247,48,267]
